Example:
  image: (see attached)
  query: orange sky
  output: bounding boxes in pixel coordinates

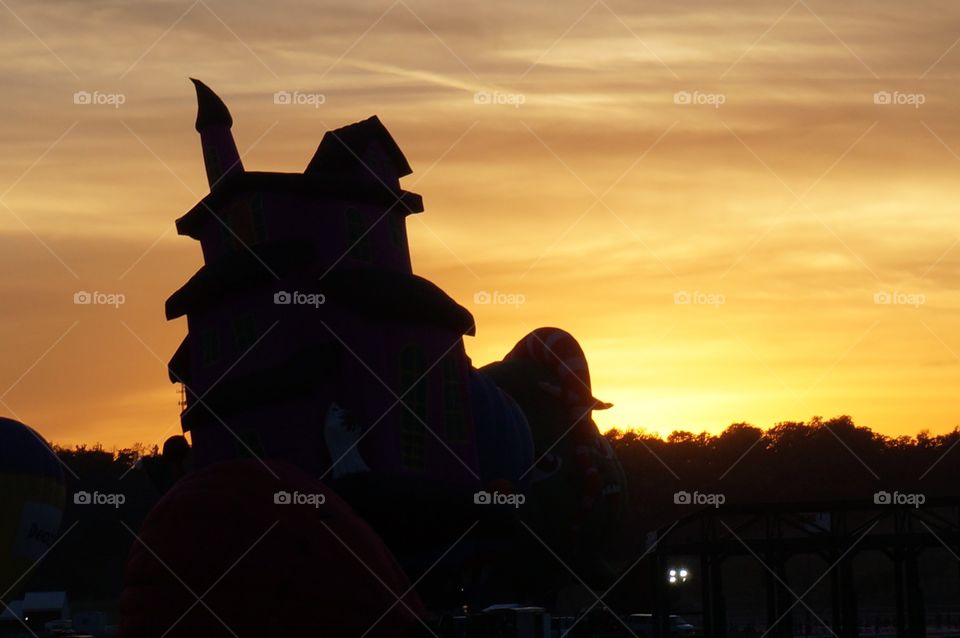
[1,0,959,448]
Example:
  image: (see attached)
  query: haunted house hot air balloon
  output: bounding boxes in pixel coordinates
[167,79,480,485]
[163,80,626,603]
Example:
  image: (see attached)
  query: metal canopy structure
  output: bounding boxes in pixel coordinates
[646,498,960,638]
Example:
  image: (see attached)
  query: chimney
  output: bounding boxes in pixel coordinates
[190,79,243,188]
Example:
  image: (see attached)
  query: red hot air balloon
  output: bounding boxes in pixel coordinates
[120,459,426,638]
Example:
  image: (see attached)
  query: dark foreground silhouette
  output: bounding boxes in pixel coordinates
[11,416,955,636]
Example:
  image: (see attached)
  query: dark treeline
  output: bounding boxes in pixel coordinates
[30,416,960,607]
[31,443,163,606]
[607,415,960,551]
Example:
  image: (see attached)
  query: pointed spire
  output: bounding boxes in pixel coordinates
[189,78,243,187]
[190,78,233,131]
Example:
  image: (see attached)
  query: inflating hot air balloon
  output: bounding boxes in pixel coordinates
[0,417,66,603]
[479,328,627,590]
[153,80,626,610]
[120,459,426,638]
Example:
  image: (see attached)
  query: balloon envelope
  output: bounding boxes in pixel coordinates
[479,358,627,586]
[0,417,66,602]
[121,459,424,638]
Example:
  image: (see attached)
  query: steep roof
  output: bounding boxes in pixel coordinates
[175,172,423,238]
[305,116,412,177]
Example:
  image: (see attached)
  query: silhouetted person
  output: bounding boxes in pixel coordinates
[136,435,192,495]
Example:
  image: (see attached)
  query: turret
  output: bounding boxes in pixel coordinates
[190,78,243,188]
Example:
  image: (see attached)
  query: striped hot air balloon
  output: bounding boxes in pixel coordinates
[0,417,66,602]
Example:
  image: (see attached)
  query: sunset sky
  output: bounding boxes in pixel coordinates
[1,0,959,448]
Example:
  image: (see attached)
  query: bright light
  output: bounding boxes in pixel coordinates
[668,566,690,584]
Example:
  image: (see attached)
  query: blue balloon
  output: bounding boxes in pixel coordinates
[0,417,65,602]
